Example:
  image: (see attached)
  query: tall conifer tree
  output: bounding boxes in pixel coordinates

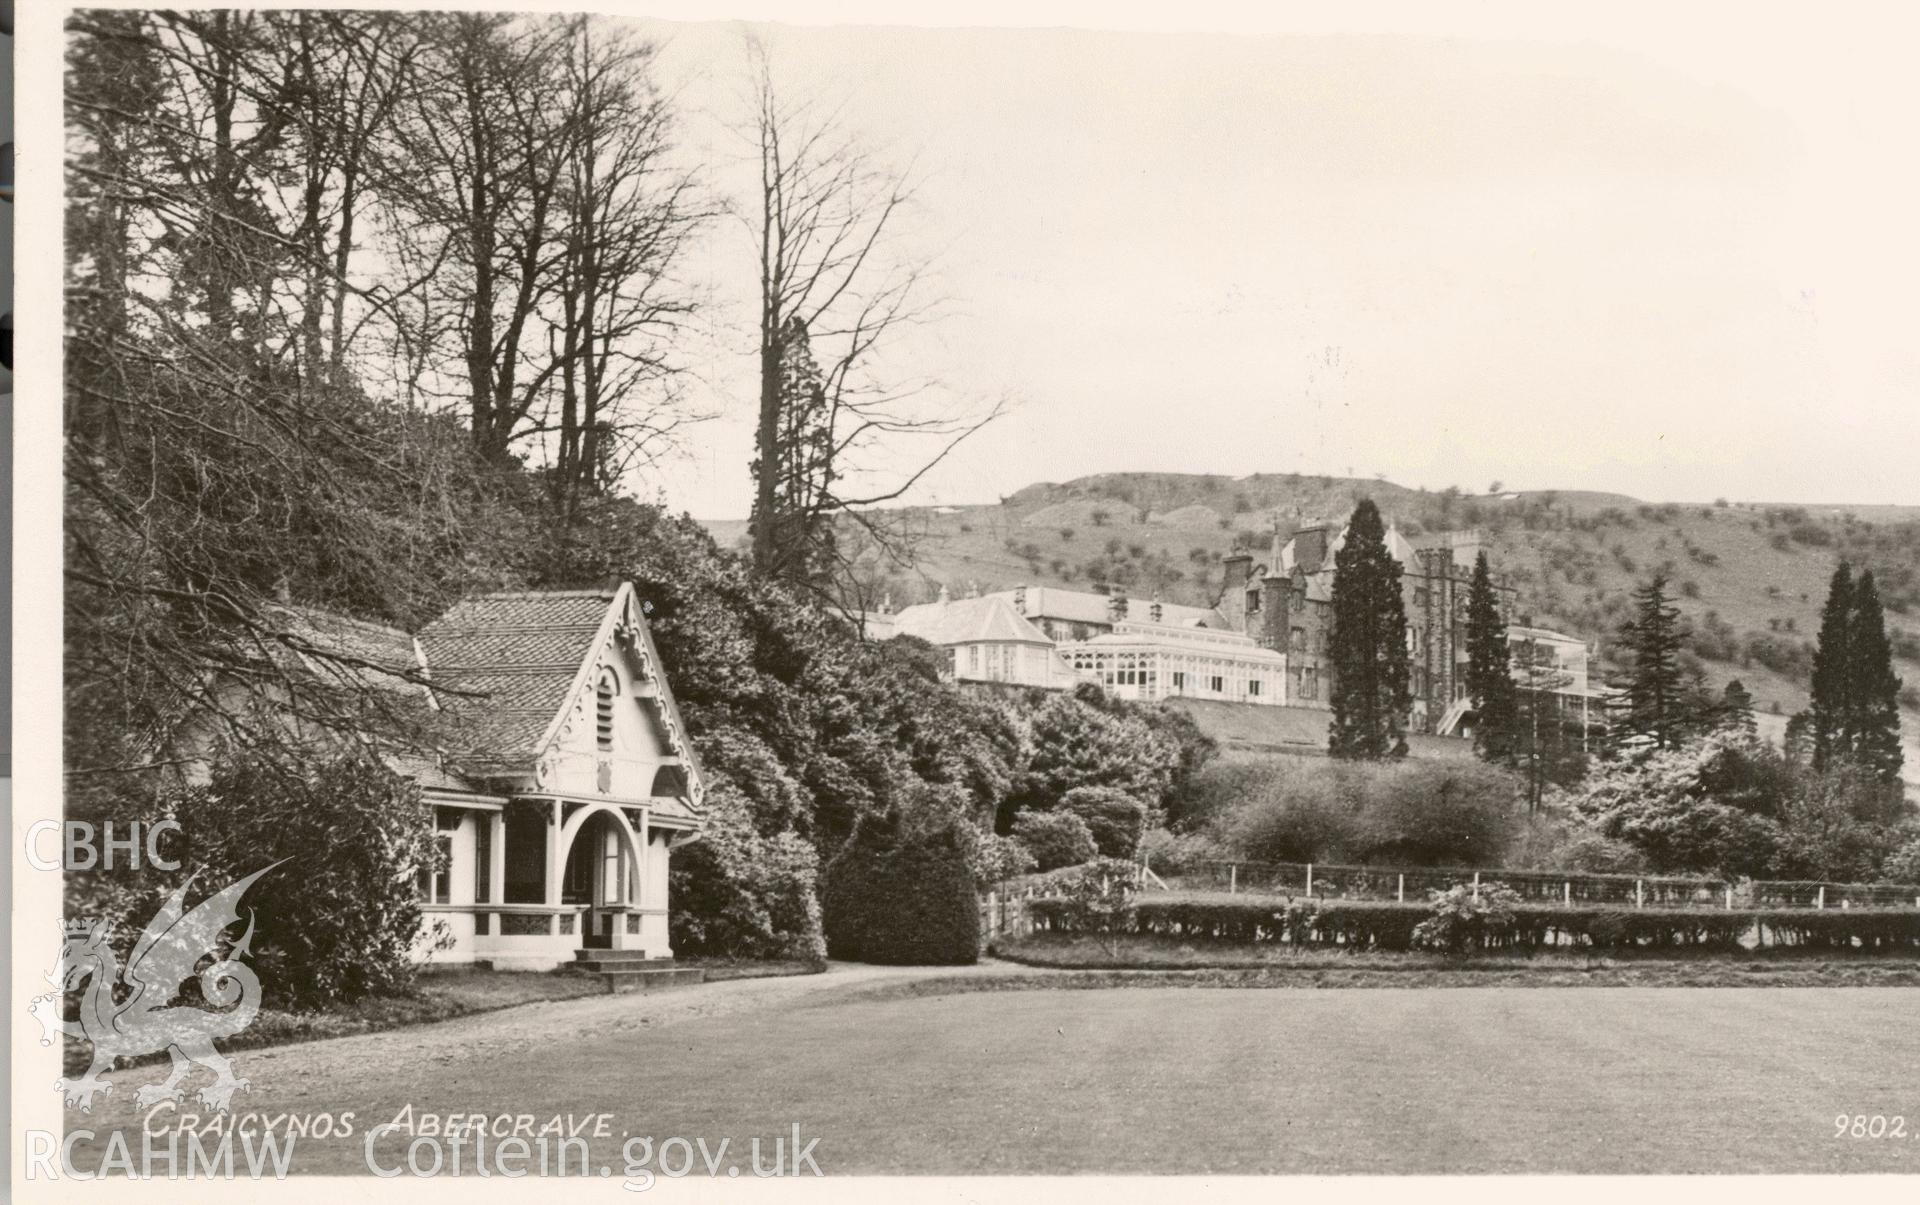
[1327,499,1412,760]
[1847,570,1905,784]
[1807,562,1855,769]
[1464,551,1517,766]
[1613,573,1691,751]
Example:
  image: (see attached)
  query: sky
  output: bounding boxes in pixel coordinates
[611,4,1920,519]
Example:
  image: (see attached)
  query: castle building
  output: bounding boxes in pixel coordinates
[1220,522,1596,734]
[871,519,1595,736]
[883,583,1288,705]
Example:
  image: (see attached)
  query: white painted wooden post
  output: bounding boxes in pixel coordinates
[1229,864,1238,895]
[1564,881,1572,906]
[1817,886,1827,910]
[1397,874,1405,903]
[1306,863,1314,897]
[487,811,507,907]
[1636,879,1645,909]
[1472,871,1480,902]
[1725,885,1733,910]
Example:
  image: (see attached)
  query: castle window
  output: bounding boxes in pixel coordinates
[1246,588,1261,614]
[595,668,619,751]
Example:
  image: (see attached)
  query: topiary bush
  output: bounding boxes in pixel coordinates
[1061,786,1148,859]
[1013,809,1098,871]
[822,814,980,965]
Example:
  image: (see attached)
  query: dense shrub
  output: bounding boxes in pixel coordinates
[970,831,1038,885]
[1061,786,1148,859]
[1350,761,1523,866]
[160,750,440,1006]
[1138,826,1232,876]
[1013,809,1098,871]
[1027,894,1920,953]
[822,816,979,965]
[1507,818,1649,874]
[1754,909,1920,951]
[1206,757,1522,867]
[1573,731,1913,880]
[1882,836,1920,885]
[1414,883,1522,954]
[1224,761,1356,862]
[670,779,826,962]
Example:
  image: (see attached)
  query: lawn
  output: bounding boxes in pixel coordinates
[66,981,1920,1175]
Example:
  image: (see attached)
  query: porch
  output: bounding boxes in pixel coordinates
[418,793,696,972]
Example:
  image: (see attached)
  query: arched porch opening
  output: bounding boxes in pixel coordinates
[558,803,647,950]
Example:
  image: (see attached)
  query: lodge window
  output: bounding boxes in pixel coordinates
[417,832,453,905]
[1248,680,1262,697]
[596,668,618,751]
[1172,671,1186,691]
[1210,675,1224,693]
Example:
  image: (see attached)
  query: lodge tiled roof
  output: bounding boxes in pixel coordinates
[416,589,618,766]
[261,586,705,811]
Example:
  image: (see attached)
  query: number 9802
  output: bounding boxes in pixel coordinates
[1835,1115,1906,1139]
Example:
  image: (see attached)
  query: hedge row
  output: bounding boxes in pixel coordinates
[1026,896,1920,953]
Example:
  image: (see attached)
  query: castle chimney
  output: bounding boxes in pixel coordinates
[1107,587,1128,625]
[1013,585,1028,615]
[1222,552,1253,629]
[1293,525,1329,573]
[937,583,951,605]
[1149,597,1163,624]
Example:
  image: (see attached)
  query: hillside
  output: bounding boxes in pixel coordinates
[703,472,1920,732]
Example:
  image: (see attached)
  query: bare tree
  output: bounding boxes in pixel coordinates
[544,21,708,515]
[744,40,1001,604]
[383,15,707,487]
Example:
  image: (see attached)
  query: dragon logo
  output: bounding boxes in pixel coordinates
[30,863,281,1113]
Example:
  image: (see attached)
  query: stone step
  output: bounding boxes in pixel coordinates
[584,966,706,995]
[572,948,665,968]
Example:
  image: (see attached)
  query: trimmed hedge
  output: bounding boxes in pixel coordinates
[823,825,980,965]
[1026,895,1920,954]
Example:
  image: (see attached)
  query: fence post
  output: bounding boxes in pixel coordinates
[1564,880,1572,906]
[1397,874,1405,903]
[1724,884,1732,910]
[1472,871,1480,902]
[1817,886,1826,910]
[1636,879,1645,909]
[1229,864,1237,895]
[1306,863,1314,898]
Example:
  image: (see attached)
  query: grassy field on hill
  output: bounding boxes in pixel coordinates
[704,472,1920,738]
